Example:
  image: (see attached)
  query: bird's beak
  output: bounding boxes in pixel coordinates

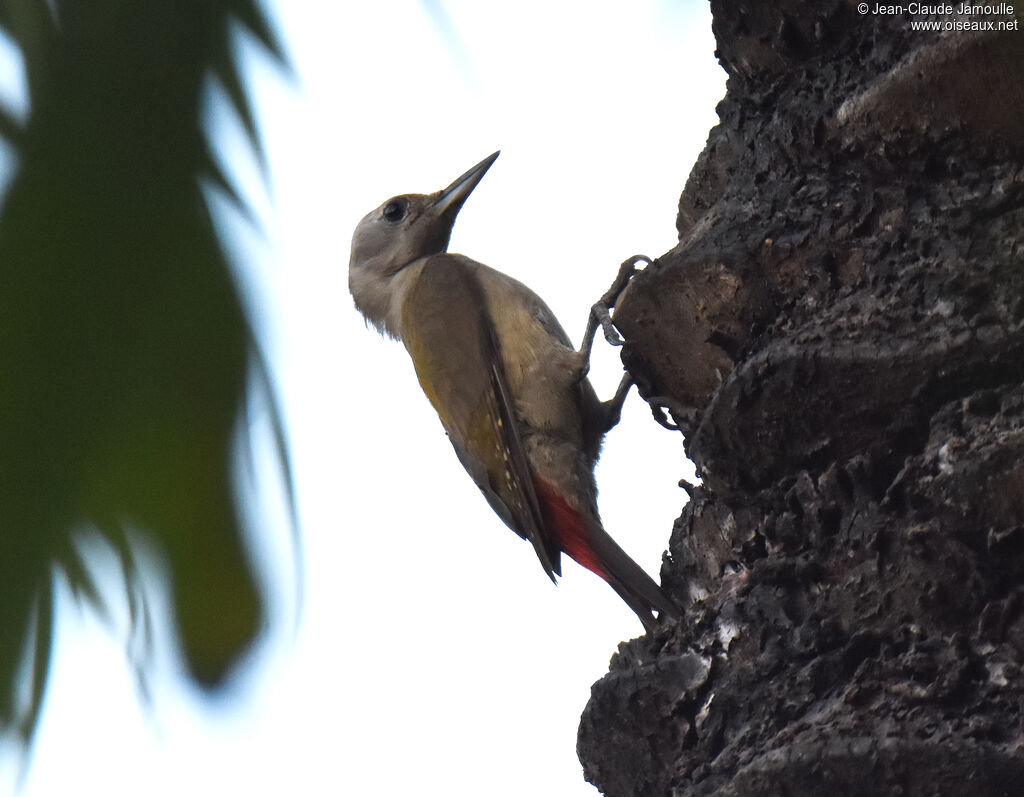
[432,151,500,219]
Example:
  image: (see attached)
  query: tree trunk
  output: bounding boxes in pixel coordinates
[577,2,1024,794]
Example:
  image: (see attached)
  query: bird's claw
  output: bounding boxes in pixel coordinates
[592,254,653,343]
[579,254,654,366]
[593,303,624,347]
[647,395,697,432]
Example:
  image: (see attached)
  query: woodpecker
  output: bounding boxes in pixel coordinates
[349,151,678,631]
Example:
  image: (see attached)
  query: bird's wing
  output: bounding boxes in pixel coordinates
[401,254,561,581]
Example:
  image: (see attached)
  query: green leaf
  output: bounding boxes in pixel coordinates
[0,0,295,746]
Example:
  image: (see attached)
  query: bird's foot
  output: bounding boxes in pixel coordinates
[578,254,654,368]
[646,395,698,432]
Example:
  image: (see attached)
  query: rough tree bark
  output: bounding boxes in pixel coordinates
[577,2,1024,795]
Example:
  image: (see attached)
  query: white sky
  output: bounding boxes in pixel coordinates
[3,2,725,795]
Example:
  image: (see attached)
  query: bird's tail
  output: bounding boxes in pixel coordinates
[533,477,679,632]
[584,522,681,633]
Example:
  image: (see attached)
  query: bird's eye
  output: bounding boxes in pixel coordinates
[382,197,408,223]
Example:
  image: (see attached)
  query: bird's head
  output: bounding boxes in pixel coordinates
[349,151,499,277]
[349,151,499,336]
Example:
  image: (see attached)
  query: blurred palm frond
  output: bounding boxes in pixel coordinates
[0,0,291,746]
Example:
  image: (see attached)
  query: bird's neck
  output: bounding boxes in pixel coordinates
[349,257,427,341]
